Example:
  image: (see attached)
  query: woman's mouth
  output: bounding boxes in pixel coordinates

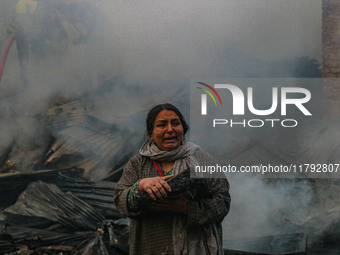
[164,137,176,142]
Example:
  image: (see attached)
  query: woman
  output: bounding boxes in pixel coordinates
[114,103,230,255]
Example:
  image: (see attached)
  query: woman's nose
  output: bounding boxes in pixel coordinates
[166,123,174,132]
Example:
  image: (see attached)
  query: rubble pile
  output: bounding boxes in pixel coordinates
[0,85,189,254]
[0,91,136,254]
[0,172,129,254]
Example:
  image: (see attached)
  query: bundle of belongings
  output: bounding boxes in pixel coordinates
[136,168,213,205]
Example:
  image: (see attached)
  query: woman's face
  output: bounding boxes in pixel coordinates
[151,110,184,151]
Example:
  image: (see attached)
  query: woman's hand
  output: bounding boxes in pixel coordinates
[138,175,173,201]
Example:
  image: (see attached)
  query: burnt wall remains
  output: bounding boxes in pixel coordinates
[322,0,340,118]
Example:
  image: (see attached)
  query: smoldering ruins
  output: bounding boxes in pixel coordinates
[0,0,339,254]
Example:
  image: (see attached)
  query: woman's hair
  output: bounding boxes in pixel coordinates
[146,103,189,137]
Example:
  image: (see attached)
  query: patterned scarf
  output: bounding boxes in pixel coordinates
[139,139,199,175]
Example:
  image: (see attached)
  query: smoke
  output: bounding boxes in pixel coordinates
[221,175,312,240]
[1,0,322,117]
[222,174,340,250]
[1,0,337,248]
[94,0,322,82]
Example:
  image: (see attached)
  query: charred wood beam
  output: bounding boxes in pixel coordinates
[0,226,94,254]
[223,233,306,255]
[0,139,16,172]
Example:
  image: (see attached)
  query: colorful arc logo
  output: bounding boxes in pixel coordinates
[197,82,223,115]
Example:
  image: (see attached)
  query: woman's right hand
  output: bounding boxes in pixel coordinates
[138,175,173,201]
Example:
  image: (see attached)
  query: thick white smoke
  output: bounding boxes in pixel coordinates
[1,0,337,250]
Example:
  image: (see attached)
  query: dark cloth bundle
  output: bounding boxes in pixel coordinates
[136,168,213,203]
